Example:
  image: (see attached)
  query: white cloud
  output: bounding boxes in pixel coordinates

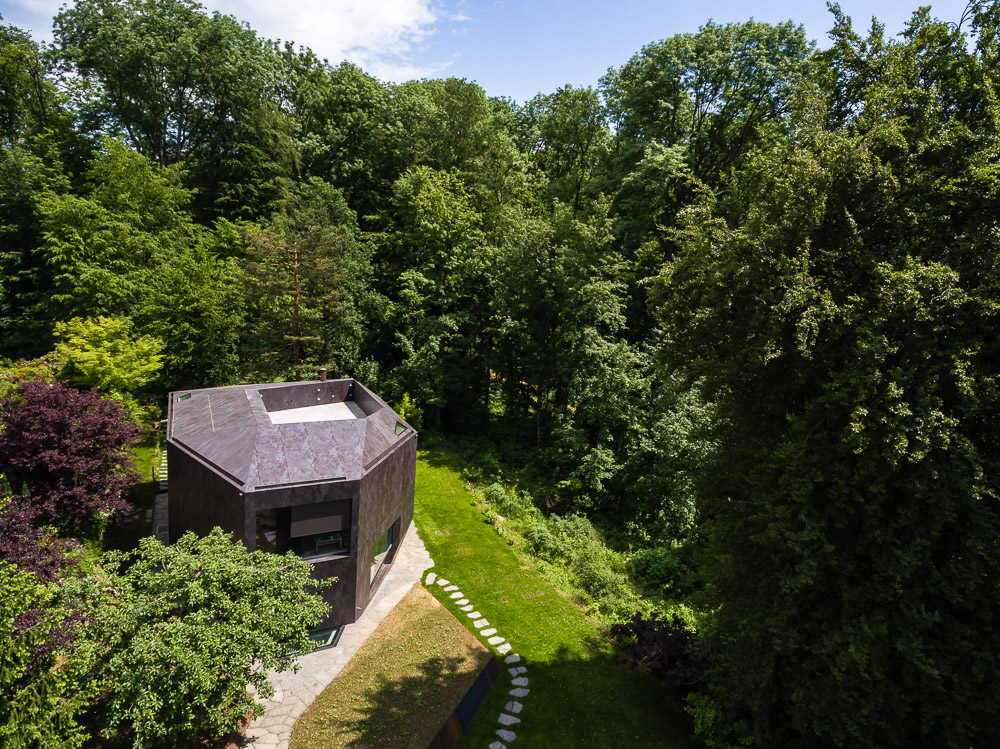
[208,0,451,81]
[5,0,468,82]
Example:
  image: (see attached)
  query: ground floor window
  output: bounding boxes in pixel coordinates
[308,626,342,649]
[370,521,398,586]
[256,499,352,561]
[295,529,349,559]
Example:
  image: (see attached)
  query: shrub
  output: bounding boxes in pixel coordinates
[395,392,423,430]
[525,522,559,560]
[612,612,711,701]
[480,482,533,519]
[549,513,599,550]
[573,543,637,616]
[630,544,690,595]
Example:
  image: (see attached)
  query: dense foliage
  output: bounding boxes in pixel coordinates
[0,378,140,537]
[65,529,330,747]
[2,0,998,746]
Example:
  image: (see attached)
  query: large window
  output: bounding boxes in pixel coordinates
[256,500,351,561]
[369,521,398,586]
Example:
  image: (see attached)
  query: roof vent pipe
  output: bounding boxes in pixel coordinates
[319,368,327,382]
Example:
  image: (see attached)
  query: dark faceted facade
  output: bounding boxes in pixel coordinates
[166,378,416,627]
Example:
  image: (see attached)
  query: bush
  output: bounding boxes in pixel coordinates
[630,544,690,595]
[573,543,637,616]
[525,522,559,560]
[480,482,534,519]
[612,612,711,701]
[549,513,598,549]
[395,392,423,430]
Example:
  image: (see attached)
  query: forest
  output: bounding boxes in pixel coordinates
[2,0,999,747]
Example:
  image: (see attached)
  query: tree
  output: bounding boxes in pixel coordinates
[0,379,140,537]
[54,0,277,169]
[53,0,292,219]
[38,139,196,323]
[54,316,163,392]
[0,23,62,145]
[67,529,330,747]
[382,166,493,426]
[0,562,90,749]
[650,8,1000,746]
[601,20,814,251]
[138,237,245,390]
[521,85,610,212]
[240,179,367,381]
[0,489,78,582]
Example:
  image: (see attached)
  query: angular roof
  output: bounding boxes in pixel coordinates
[166,379,415,491]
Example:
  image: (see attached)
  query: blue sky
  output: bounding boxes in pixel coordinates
[2,0,974,103]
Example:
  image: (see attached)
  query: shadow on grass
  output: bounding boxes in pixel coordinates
[297,653,477,749]
[458,642,694,749]
[417,441,469,475]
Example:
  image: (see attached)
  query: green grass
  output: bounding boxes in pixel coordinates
[414,446,693,748]
[292,585,491,749]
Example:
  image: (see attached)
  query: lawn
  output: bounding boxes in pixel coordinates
[414,445,693,748]
[291,584,492,749]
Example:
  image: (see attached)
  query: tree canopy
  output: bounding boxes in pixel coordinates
[0,1,998,746]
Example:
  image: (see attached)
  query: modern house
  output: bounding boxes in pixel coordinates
[165,375,417,636]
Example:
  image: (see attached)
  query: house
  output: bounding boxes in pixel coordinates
[165,375,417,636]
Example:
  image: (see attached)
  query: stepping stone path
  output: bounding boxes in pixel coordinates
[424,569,531,747]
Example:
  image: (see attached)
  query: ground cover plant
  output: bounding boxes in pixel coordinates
[291,584,491,749]
[413,446,692,748]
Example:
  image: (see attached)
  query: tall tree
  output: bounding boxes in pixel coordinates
[54,0,292,219]
[651,8,1000,746]
[241,179,367,380]
[601,20,814,252]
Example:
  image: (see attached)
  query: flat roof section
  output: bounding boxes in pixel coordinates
[267,401,366,425]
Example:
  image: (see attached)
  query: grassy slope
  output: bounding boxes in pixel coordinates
[292,585,491,749]
[415,446,692,748]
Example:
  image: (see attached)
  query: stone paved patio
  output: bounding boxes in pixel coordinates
[242,520,434,749]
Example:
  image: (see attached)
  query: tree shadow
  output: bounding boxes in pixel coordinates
[335,650,484,749]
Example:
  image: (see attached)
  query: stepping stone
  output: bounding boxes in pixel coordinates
[435,578,450,586]
[473,619,489,628]
[497,643,512,654]
[425,572,437,585]
[456,599,469,606]
[467,611,482,619]
[488,636,506,646]
[481,628,498,637]
[511,677,529,687]
[505,701,523,714]
[460,604,474,612]
[496,729,516,742]
[489,743,506,749]
[498,714,521,726]
[504,654,521,664]
[508,666,527,676]
[444,585,459,592]
[510,688,529,698]
[449,591,463,599]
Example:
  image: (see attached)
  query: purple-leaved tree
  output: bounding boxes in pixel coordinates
[0,378,141,537]
[0,491,78,580]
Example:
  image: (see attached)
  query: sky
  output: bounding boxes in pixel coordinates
[1,0,975,103]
